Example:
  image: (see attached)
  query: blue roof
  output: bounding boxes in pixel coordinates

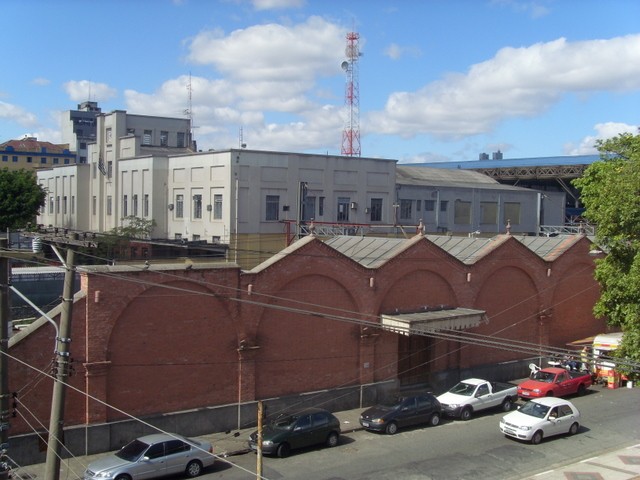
[407,154,601,170]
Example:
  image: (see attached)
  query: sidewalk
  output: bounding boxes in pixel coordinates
[12,410,640,480]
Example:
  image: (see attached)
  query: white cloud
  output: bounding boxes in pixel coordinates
[565,122,639,155]
[64,80,117,103]
[368,34,640,140]
[31,77,50,86]
[0,101,39,128]
[252,0,305,10]
[383,43,421,60]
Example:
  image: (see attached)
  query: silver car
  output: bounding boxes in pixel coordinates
[83,433,215,479]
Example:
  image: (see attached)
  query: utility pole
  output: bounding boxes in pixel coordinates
[44,246,76,480]
[0,238,10,480]
[256,400,263,480]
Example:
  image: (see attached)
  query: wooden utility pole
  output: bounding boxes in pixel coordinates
[0,238,10,480]
[256,400,263,480]
[44,246,76,480]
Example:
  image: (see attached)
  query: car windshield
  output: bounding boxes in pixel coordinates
[115,439,150,462]
[449,382,476,396]
[532,371,555,383]
[519,401,551,419]
[272,414,297,430]
[379,396,410,409]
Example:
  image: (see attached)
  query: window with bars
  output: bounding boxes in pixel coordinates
[176,194,184,218]
[193,194,202,219]
[213,194,223,219]
[266,195,279,221]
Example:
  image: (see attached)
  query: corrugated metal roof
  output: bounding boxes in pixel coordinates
[323,236,410,268]
[408,154,600,170]
[395,165,539,191]
[514,235,584,261]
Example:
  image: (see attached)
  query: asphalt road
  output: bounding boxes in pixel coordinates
[204,385,640,480]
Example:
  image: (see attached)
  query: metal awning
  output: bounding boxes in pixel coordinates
[381,308,487,336]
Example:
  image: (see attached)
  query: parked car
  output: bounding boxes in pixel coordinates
[436,378,518,420]
[83,433,215,480]
[248,407,341,458]
[359,393,442,435]
[499,397,581,445]
[517,367,592,399]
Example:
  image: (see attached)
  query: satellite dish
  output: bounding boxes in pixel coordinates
[341,61,349,71]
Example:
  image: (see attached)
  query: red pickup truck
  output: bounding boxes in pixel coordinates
[518,367,592,399]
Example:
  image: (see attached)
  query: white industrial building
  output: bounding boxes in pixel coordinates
[37,108,564,267]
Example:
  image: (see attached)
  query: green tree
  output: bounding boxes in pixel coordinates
[111,215,156,239]
[0,168,46,230]
[574,133,640,378]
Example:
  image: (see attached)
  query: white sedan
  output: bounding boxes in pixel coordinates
[499,397,580,444]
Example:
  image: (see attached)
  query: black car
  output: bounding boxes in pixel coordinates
[248,407,341,458]
[359,393,442,435]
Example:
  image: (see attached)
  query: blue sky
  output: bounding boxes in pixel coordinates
[1,0,638,163]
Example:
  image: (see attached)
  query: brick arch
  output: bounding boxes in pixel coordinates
[254,274,361,399]
[468,265,541,366]
[106,280,237,420]
[378,268,459,312]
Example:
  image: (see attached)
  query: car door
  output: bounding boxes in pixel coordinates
[290,414,314,449]
[415,396,434,425]
[311,412,331,445]
[473,383,493,409]
[134,442,166,480]
[555,372,572,396]
[396,397,418,428]
[163,439,189,475]
[545,406,566,437]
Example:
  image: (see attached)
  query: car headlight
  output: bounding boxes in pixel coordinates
[519,425,531,431]
[94,473,114,479]
[370,418,385,424]
[448,404,459,409]
[533,389,541,393]
[263,440,273,446]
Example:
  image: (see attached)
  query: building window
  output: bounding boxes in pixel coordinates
[92,196,97,215]
[370,198,382,222]
[133,194,138,216]
[177,132,185,148]
[302,196,315,221]
[175,233,182,240]
[49,197,54,214]
[2,156,7,162]
[454,200,471,225]
[52,158,58,164]
[192,234,200,241]
[176,194,184,218]
[266,195,279,221]
[143,130,152,145]
[27,156,32,163]
[213,194,223,219]
[123,195,128,217]
[160,131,169,147]
[424,200,435,211]
[504,202,521,225]
[63,196,68,214]
[107,161,113,178]
[416,199,422,212]
[71,196,75,214]
[440,201,448,212]
[193,194,202,219]
[337,197,350,222]
[106,127,112,143]
[107,196,113,216]
[319,196,325,216]
[144,194,149,217]
[399,199,412,220]
[480,202,498,224]
[56,196,60,214]
[126,128,135,136]
[63,159,69,164]
[12,156,18,162]
[80,142,87,149]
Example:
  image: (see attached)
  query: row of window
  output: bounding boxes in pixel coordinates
[106,128,186,148]
[2,155,71,165]
[171,194,223,219]
[47,196,75,215]
[93,194,151,218]
[398,199,521,224]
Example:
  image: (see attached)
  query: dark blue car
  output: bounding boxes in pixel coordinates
[359,393,442,435]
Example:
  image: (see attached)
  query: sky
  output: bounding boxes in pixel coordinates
[0,0,639,164]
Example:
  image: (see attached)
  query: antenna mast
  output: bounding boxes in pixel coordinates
[341,31,361,157]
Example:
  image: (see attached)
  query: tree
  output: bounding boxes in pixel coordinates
[111,215,156,239]
[0,168,46,230]
[573,133,640,378]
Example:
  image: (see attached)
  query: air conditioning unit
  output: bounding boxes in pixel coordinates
[350,202,358,210]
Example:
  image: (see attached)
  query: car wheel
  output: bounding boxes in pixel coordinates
[546,391,554,397]
[277,442,291,458]
[501,398,513,412]
[185,460,203,478]
[429,413,441,426]
[326,431,339,448]
[385,422,398,435]
[460,407,472,421]
[577,384,586,396]
[115,475,132,480]
[569,422,580,435]
[531,430,543,445]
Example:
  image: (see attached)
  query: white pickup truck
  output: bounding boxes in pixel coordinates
[436,378,519,421]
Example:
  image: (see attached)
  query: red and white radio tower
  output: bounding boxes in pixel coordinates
[341,31,361,157]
